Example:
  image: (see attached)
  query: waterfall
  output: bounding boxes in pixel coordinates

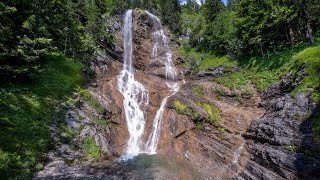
[145,11,179,154]
[118,10,179,158]
[117,10,149,157]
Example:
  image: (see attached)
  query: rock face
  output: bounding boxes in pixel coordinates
[197,66,240,78]
[35,10,320,180]
[238,70,320,180]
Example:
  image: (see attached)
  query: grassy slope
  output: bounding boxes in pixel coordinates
[0,53,83,179]
[180,45,319,97]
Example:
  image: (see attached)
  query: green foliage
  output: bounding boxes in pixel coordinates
[179,48,237,72]
[94,118,110,127]
[180,0,320,59]
[203,0,224,22]
[217,127,225,139]
[283,145,298,152]
[196,101,221,124]
[58,124,77,144]
[201,5,237,53]
[196,122,202,130]
[83,136,101,159]
[110,0,181,33]
[288,46,320,102]
[199,55,236,70]
[159,0,181,33]
[0,0,111,81]
[0,55,82,178]
[235,0,320,56]
[214,72,249,90]
[173,100,188,114]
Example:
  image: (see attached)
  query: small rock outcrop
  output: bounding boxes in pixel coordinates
[197,66,240,78]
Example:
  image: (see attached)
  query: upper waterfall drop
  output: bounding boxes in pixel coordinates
[117,10,149,158]
[145,11,179,154]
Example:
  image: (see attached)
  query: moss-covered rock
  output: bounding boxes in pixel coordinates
[83,136,101,159]
[173,100,188,114]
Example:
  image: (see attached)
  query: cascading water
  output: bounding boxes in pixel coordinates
[145,11,179,154]
[117,10,149,157]
[118,10,179,158]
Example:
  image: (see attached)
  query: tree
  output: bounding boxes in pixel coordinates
[159,0,181,33]
[203,0,224,22]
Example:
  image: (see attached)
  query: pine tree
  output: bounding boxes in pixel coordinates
[159,0,181,33]
[203,0,224,22]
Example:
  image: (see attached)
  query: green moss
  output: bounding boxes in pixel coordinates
[192,85,205,97]
[217,127,225,139]
[94,118,110,127]
[196,101,221,124]
[191,107,200,121]
[283,145,298,152]
[70,144,80,151]
[173,100,188,114]
[289,46,320,103]
[58,124,77,144]
[79,90,105,113]
[83,136,101,159]
[196,122,202,130]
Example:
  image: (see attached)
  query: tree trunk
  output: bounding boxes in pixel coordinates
[305,21,314,44]
[288,24,295,47]
[300,1,315,44]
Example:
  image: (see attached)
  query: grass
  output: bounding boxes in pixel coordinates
[288,46,320,103]
[239,44,309,92]
[213,72,253,97]
[83,136,101,159]
[179,48,237,72]
[214,72,249,90]
[0,53,83,179]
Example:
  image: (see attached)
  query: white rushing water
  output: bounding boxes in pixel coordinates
[118,10,179,158]
[118,10,149,157]
[145,11,179,154]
